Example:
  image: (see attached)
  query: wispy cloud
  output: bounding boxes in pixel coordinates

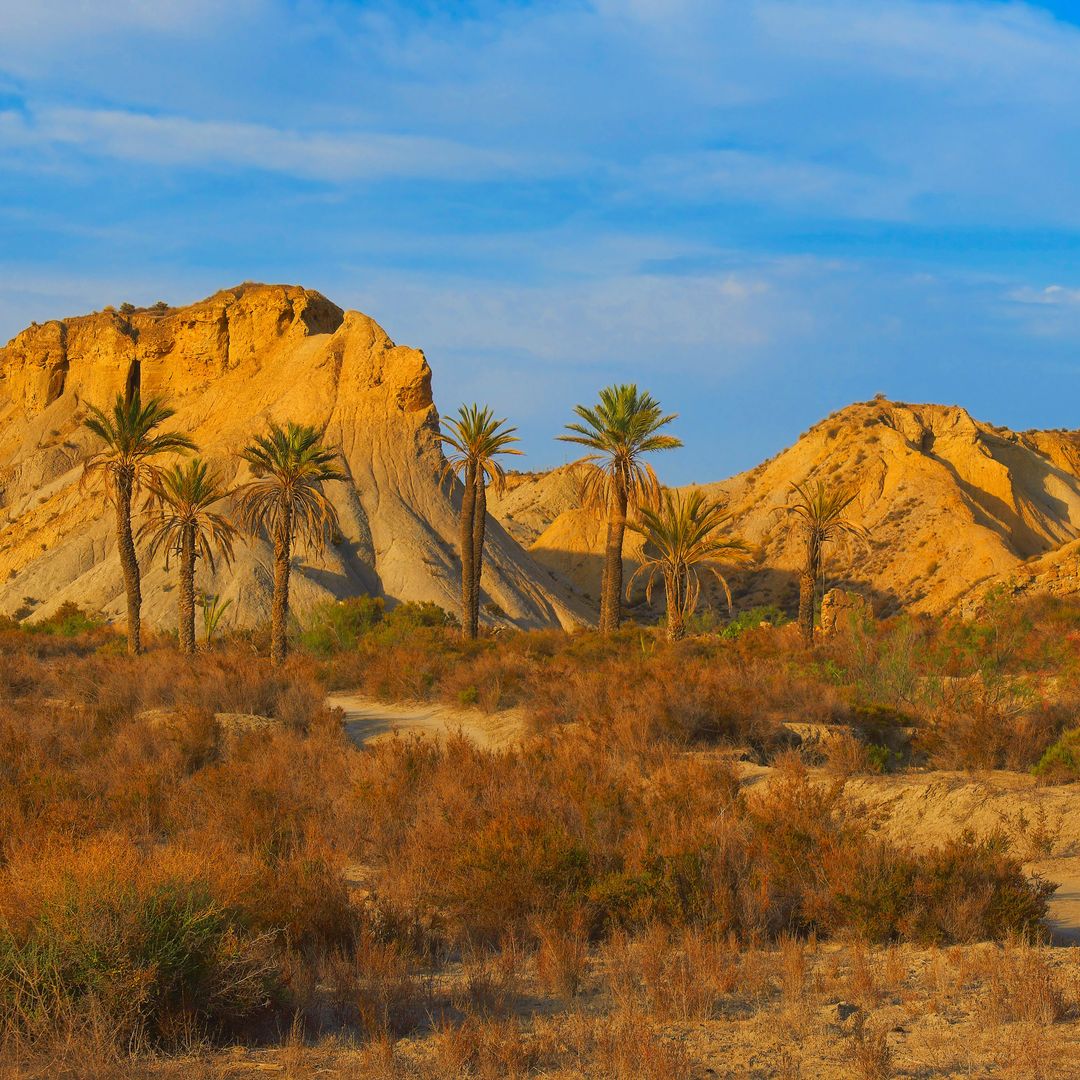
[1010,284,1080,306]
[1,105,559,182]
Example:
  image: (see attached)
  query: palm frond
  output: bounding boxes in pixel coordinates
[438,403,523,493]
[81,391,196,502]
[627,489,749,623]
[558,384,681,515]
[138,457,238,572]
[234,421,345,553]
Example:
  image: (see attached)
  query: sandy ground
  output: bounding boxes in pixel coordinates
[327,693,526,749]
[329,694,1080,944]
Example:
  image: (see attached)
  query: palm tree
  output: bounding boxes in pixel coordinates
[82,392,196,655]
[783,480,869,646]
[234,422,345,665]
[440,404,522,638]
[137,459,238,654]
[628,489,749,641]
[559,384,681,633]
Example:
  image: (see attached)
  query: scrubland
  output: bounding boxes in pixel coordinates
[1,594,1080,1077]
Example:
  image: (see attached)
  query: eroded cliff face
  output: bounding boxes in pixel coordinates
[504,400,1080,617]
[0,284,587,630]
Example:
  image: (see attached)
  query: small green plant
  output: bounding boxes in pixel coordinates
[200,593,233,646]
[1032,728,1080,783]
[866,744,894,774]
[719,605,787,639]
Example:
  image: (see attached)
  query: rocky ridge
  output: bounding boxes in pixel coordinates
[501,399,1080,616]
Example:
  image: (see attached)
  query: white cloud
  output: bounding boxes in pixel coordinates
[1009,284,1080,306]
[1,105,562,182]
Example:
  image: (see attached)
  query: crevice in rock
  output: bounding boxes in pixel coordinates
[125,358,141,405]
[45,322,69,406]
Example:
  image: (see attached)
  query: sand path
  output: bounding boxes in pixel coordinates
[327,693,525,750]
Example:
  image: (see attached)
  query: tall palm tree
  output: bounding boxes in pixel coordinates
[558,384,681,633]
[82,392,196,655]
[137,459,238,655]
[783,480,869,646]
[628,489,749,642]
[440,404,522,638]
[234,422,345,665]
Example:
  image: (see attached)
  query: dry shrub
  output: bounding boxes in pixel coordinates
[779,934,811,1014]
[584,1010,693,1080]
[0,836,279,1051]
[823,730,877,777]
[917,677,1059,771]
[602,927,739,1021]
[352,731,1052,949]
[533,909,590,1001]
[980,943,1069,1026]
[852,1014,893,1080]
[453,946,521,1019]
[428,1014,551,1080]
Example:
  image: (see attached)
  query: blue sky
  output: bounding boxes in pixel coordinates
[3,0,1080,483]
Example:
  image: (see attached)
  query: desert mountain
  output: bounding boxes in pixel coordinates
[497,400,1080,616]
[0,284,587,630]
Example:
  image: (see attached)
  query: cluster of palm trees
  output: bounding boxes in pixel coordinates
[82,381,865,660]
[439,383,865,645]
[83,393,342,662]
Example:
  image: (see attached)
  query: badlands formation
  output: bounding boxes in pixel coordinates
[494,400,1080,616]
[1,281,1079,628]
[0,284,585,630]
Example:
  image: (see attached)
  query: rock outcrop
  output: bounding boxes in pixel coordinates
[0,284,587,630]
[820,588,873,634]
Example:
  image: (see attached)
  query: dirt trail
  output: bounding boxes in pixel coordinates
[328,695,1080,943]
[327,693,526,749]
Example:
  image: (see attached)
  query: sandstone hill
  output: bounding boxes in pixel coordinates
[496,400,1080,616]
[0,285,587,630]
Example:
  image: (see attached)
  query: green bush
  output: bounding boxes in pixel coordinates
[1032,728,1080,783]
[298,596,385,656]
[383,600,457,633]
[0,877,277,1046]
[719,605,788,639]
[25,601,105,637]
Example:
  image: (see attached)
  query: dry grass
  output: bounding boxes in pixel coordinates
[0,597,1077,1075]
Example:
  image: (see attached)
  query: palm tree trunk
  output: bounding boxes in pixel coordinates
[460,461,477,639]
[270,509,292,666]
[115,467,142,656]
[798,541,819,647]
[666,569,685,642]
[470,470,487,636]
[178,523,197,655]
[599,481,628,634]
